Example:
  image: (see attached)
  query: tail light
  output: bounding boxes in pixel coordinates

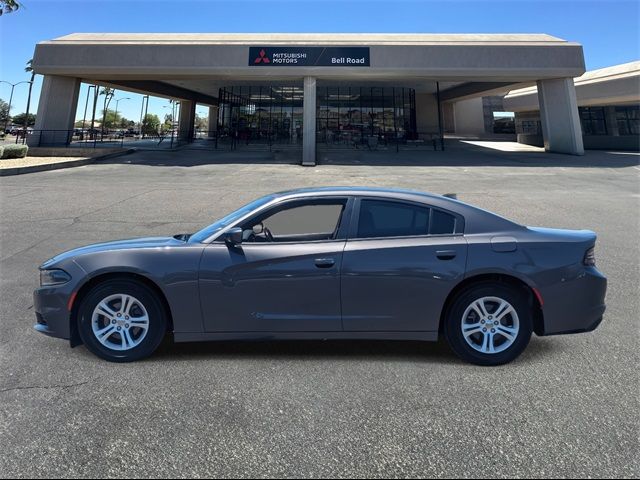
[584,247,596,267]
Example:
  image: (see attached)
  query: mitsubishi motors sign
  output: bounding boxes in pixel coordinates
[249,47,370,67]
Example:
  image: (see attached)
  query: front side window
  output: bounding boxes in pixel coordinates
[356,199,458,239]
[242,202,345,243]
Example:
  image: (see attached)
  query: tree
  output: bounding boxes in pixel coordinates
[11,112,36,127]
[99,87,115,134]
[163,113,173,132]
[0,99,9,126]
[24,59,36,131]
[0,0,20,15]
[141,113,160,135]
[195,113,208,131]
[101,108,123,130]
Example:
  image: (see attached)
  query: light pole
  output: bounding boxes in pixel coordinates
[139,95,149,138]
[1,80,32,133]
[113,97,130,131]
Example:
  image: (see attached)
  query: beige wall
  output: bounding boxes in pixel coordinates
[453,97,485,135]
[415,93,439,133]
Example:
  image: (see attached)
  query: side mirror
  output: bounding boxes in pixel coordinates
[223,227,244,246]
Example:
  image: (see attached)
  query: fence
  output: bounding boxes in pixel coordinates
[9,129,187,150]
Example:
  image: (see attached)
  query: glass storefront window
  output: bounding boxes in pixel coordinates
[579,107,607,135]
[217,85,417,146]
[616,106,639,136]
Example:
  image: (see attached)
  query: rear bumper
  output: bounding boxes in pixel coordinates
[538,267,607,336]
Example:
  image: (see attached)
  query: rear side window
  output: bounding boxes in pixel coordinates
[357,200,430,238]
[356,199,458,238]
[431,209,457,235]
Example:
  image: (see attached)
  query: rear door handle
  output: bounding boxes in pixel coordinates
[314,258,336,268]
[436,250,457,260]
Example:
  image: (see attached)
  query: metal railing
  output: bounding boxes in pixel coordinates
[316,130,444,152]
[5,129,187,150]
[194,129,445,152]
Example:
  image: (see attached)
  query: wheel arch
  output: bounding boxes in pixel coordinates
[69,271,175,347]
[439,272,545,336]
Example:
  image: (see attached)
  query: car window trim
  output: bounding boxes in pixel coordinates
[348,196,464,240]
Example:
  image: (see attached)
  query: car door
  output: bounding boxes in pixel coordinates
[341,197,467,332]
[199,197,352,332]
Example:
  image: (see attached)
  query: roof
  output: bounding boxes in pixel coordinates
[274,186,449,198]
[45,33,574,47]
[505,61,640,98]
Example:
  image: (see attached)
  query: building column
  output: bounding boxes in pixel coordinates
[302,76,317,166]
[208,105,218,138]
[28,75,81,146]
[537,78,584,155]
[178,100,196,142]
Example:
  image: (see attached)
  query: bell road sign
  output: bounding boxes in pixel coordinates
[249,47,370,67]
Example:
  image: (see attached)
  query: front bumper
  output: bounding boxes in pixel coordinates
[538,266,607,336]
[33,286,71,340]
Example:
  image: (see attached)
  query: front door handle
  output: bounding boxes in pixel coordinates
[436,250,457,260]
[314,258,336,268]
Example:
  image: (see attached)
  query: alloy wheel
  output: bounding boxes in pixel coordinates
[91,293,150,351]
[460,296,520,354]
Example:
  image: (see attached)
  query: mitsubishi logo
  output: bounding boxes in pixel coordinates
[254,49,270,64]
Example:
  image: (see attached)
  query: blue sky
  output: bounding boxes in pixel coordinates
[1,0,638,123]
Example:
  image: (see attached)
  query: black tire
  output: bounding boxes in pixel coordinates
[444,282,533,366]
[77,279,167,362]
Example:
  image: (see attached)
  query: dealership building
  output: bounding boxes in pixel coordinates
[30,33,591,164]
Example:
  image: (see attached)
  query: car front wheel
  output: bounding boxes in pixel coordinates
[77,279,167,362]
[444,282,533,366]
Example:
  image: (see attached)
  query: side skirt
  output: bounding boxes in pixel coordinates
[173,331,439,343]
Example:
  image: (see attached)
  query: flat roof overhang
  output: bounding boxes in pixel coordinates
[32,33,586,103]
[504,61,640,111]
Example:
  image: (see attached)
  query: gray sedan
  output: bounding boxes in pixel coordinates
[34,187,607,365]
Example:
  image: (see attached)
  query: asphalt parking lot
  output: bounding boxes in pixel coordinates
[1,144,638,478]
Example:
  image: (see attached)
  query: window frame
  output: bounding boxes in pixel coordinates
[225,196,354,245]
[348,196,464,241]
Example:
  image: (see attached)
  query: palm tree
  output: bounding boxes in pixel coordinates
[99,87,115,137]
[1,1,21,15]
[23,59,35,136]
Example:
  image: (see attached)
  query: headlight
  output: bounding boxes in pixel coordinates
[40,269,71,287]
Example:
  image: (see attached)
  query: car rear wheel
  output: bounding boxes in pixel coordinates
[444,282,533,366]
[77,279,167,362]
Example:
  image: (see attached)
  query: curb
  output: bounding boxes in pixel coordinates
[0,148,137,176]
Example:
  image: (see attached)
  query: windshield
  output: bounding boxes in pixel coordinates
[189,194,277,243]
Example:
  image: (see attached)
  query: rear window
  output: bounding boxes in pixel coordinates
[356,199,458,238]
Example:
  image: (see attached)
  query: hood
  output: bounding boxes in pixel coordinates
[40,236,185,268]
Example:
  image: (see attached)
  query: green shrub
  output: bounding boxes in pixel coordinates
[1,144,28,159]
[0,146,4,159]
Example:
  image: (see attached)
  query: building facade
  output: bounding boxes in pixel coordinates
[504,61,640,151]
[30,33,588,163]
